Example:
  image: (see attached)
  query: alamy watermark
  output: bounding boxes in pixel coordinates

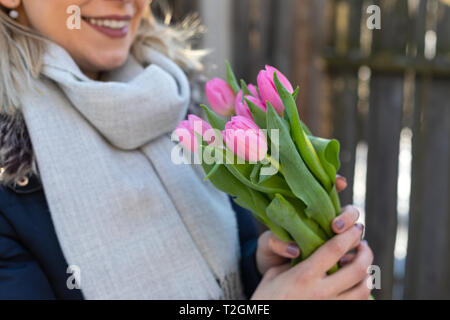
[66,265,81,290]
[366,5,381,30]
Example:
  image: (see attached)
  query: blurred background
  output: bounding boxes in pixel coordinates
[153,0,450,300]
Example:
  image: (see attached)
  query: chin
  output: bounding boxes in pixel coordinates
[85,50,130,72]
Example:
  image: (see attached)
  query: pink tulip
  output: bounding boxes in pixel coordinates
[205,78,236,116]
[235,90,267,121]
[222,116,268,163]
[257,65,294,115]
[247,84,261,100]
[176,115,214,152]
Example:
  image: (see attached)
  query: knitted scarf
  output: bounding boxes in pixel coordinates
[20,42,244,300]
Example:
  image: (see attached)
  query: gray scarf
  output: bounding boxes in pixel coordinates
[20,42,244,300]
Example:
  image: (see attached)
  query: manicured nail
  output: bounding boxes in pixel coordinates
[339,256,350,266]
[361,240,368,246]
[356,223,364,231]
[286,243,299,256]
[337,176,347,184]
[334,219,345,230]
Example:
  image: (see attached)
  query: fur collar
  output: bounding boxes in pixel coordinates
[0,110,38,186]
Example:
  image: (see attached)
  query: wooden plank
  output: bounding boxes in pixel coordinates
[230,0,251,80]
[405,1,450,299]
[329,0,362,205]
[365,0,409,300]
[331,74,359,206]
[290,0,330,135]
[199,0,233,78]
[231,0,276,82]
[403,0,428,299]
[365,74,403,300]
[272,0,295,75]
[435,0,450,67]
[405,77,450,299]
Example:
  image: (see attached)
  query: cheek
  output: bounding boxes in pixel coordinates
[22,0,83,34]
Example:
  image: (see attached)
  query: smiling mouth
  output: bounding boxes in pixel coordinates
[82,16,132,38]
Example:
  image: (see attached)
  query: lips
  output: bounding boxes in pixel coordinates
[82,15,132,39]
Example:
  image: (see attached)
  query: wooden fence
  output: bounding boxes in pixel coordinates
[160,0,450,300]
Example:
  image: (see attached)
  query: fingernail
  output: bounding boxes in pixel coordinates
[356,223,364,231]
[338,176,347,184]
[286,243,300,256]
[334,219,345,230]
[361,240,368,246]
[339,256,350,266]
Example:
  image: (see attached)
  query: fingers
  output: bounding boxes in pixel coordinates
[336,276,372,300]
[335,175,347,193]
[326,241,374,295]
[339,253,356,267]
[260,231,301,259]
[262,263,291,282]
[332,205,361,234]
[303,224,364,275]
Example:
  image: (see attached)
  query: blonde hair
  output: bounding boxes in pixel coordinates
[0,3,206,116]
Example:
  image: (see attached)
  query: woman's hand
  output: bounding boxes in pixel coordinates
[251,223,373,300]
[255,175,353,275]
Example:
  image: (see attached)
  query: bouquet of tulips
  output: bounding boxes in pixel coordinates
[176,63,342,271]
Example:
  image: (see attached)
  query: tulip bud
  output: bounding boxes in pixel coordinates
[235,90,267,121]
[176,115,214,152]
[257,65,294,116]
[247,84,261,100]
[205,78,236,116]
[222,116,268,163]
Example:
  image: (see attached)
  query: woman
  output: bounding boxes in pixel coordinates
[0,0,373,300]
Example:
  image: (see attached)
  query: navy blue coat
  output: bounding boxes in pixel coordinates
[0,174,262,300]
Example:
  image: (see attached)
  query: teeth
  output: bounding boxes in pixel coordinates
[87,18,128,29]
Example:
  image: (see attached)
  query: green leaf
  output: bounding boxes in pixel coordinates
[267,194,325,259]
[258,163,278,184]
[329,185,341,216]
[199,146,291,242]
[308,136,341,181]
[300,120,312,136]
[204,163,221,181]
[273,72,332,191]
[250,162,262,184]
[201,104,226,131]
[286,197,328,241]
[266,103,335,237]
[215,147,297,198]
[226,60,240,94]
[240,79,251,96]
[292,86,300,101]
[245,98,267,129]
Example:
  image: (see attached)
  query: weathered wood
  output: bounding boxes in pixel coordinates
[331,74,359,206]
[365,0,409,300]
[403,0,428,299]
[272,0,295,75]
[231,0,276,82]
[405,1,450,299]
[435,0,450,68]
[329,0,362,205]
[169,0,450,299]
[199,0,233,77]
[365,74,403,300]
[405,76,450,299]
[290,0,330,135]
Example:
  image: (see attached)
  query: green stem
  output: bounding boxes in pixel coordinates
[265,154,284,175]
[329,187,341,217]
